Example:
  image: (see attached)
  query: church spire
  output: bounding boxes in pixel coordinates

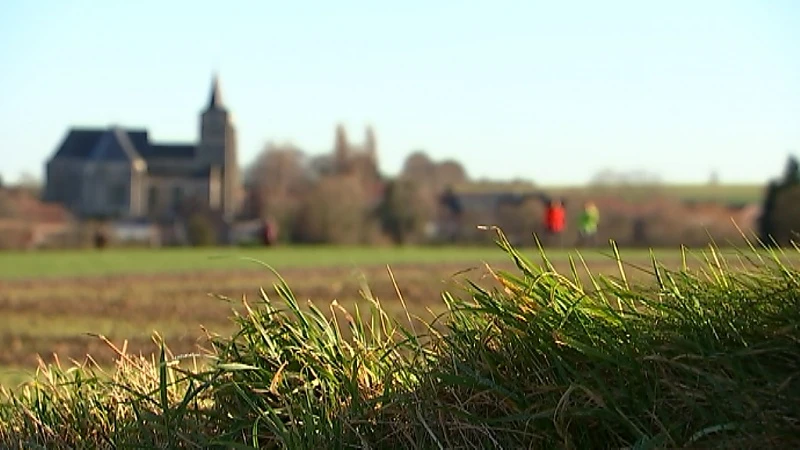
[364,125,377,158]
[207,73,225,111]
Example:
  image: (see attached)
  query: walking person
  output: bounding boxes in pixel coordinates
[544,198,567,247]
[94,229,108,249]
[262,218,278,246]
[578,201,600,247]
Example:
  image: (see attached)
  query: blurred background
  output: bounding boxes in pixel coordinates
[0,0,798,250]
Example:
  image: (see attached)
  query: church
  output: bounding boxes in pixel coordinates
[43,75,241,222]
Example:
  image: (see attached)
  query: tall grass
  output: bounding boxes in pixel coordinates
[1,230,798,449]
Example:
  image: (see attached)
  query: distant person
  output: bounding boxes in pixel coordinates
[633,216,648,246]
[24,228,35,250]
[262,218,278,246]
[94,230,107,249]
[578,201,600,246]
[544,199,566,245]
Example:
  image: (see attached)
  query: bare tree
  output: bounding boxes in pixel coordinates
[377,178,437,245]
[15,172,43,198]
[434,159,468,192]
[0,189,16,218]
[294,174,372,244]
[401,151,469,194]
[244,142,311,223]
[334,124,350,167]
[401,151,436,183]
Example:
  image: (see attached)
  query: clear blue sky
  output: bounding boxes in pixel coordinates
[1,0,798,185]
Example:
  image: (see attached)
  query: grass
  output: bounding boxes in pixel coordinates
[0,245,531,280]
[0,243,766,280]
[0,246,757,373]
[1,231,798,448]
[546,183,765,204]
[455,182,765,205]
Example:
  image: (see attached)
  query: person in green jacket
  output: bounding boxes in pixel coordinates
[578,201,600,246]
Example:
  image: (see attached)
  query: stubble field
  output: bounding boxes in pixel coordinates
[0,243,769,387]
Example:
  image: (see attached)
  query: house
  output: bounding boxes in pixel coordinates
[433,188,545,243]
[106,218,161,247]
[42,75,241,224]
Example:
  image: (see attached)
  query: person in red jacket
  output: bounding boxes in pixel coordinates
[544,198,566,245]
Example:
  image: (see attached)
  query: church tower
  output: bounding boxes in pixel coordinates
[364,125,377,161]
[334,123,350,171]
[197,74,239,220]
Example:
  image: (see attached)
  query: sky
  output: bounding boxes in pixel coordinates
[1,0,799,186]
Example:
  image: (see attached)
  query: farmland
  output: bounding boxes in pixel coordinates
[460,182,766,205]
[2,237,798,447]
[0,246,517,280]
[0,242,777,386]
[553,183,766,204]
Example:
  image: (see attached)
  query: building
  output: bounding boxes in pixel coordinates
[43,75,241,222]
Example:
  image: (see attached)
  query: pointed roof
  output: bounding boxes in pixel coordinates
[82,127,144,163]
[206,73,226,111]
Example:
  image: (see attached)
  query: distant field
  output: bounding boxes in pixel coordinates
[458,182,766,205]
[0,246,508,280]
[0,243,791,388]
[0,244,666,280]
[548,183,765,204]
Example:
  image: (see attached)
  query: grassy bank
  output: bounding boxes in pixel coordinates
[1,231,798,448]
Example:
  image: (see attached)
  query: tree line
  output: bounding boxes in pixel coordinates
[2,140,799,250]
[758,155,800,247]
[211,139,800,248]
[239,143,469,245]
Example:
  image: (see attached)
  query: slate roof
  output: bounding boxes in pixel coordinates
[50,128,111,159]
[127,130,150,154]
[87,128,142,162]
[50,127,196,163]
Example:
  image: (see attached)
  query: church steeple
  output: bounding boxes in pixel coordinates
[206,73,225,111]
[198,72,239,221]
